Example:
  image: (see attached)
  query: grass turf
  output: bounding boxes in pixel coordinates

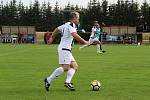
[0,44,150,100]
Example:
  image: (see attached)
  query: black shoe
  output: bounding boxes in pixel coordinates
[44,78,50,91]
[102,50,106,53]
[64,82,75,91]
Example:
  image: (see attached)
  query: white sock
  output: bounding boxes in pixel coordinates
[47,67,64,83]
[80,44,89,49]
[65,68,76,83]
[97,45,100,52]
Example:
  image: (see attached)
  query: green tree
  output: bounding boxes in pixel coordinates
[128,0,140,26]
[83,0,102,31]
[9,0,18,25]
[32,0,41,31]
[0,0,149,32]
[2,2,10,25]
[18,0,26,25]
[0,1,3,25]
[141,0,149,25]
[52,1,62,30]
[45,2,53,31]
[101,0,108,24]
[63,2,72,22]
[108,4,116,25]
[40,1,47,31]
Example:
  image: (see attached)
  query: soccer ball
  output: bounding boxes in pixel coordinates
[90,80,101,91]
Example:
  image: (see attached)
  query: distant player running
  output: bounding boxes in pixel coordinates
[44,12,90,91]
[80,21,105,53]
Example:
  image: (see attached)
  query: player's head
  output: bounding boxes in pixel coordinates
[96,23,100,28]
[94,21,99,25]
[69,12,80,25]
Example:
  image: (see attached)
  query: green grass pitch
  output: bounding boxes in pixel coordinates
[0,44,150,100]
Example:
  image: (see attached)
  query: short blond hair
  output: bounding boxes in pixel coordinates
[69,12,80,20]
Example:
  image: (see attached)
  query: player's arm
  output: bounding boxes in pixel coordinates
[48,28,60,44]
[71,32,89,45]
[51,28,60,39]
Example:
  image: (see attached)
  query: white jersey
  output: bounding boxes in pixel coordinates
[90,26,96,38]
[58,22,77,50]
[92,26,96,32]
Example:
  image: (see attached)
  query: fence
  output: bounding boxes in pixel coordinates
[2,26,35,34]
[103,26,136,35]
[142,33,150,44]
[0,26,36,43]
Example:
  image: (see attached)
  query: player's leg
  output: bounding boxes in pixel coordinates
[99,35,106,53]
[65,61,77,83]
[95,40,102,54]
[100,43,103,51]
[100,43,106,53]
[44,50,69,91]
[64,55,77,91]
[44,66,64,91]
[46,64,68,84]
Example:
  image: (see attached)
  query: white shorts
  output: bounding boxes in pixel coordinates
[58,49,75,64]
[89,37,99,44]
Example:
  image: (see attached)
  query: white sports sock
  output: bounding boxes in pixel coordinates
[96,45,100,52]
[80,44,89,49]
[47,67,64,83]
[65,68,76,83]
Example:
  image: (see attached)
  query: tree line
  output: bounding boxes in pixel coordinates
[0,0,150,32]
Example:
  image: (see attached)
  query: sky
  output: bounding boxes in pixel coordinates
[0,0,147,8]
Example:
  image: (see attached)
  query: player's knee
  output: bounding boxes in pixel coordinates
[70,64,78,70]
[72,65,78,70]
[95,41,100,45]
[62,65,69,71]
[63,67,69,71]
[70,62,78,70]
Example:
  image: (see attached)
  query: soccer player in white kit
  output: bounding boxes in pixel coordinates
[80,21,105,53]
[89,21,102,53]
[44,12,90,91]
